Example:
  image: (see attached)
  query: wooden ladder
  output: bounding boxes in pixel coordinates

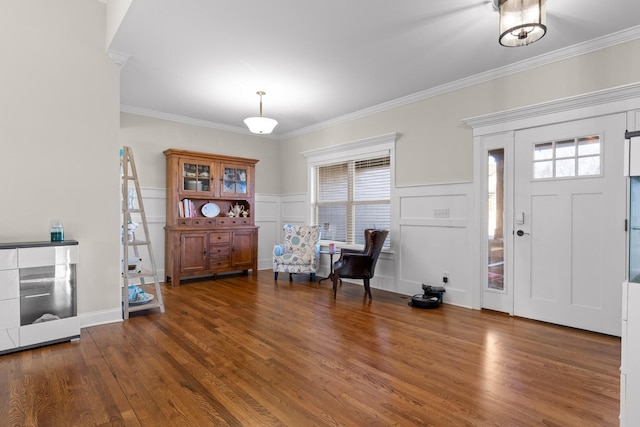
[121,146,165,319]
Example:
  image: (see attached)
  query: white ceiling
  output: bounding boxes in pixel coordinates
[110,0,640,138]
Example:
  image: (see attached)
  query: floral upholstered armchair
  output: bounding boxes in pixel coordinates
[273,224,321,281]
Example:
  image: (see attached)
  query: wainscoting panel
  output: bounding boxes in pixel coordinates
[394,183,474,308]
[280,194,307,226]
[255,194,281,270]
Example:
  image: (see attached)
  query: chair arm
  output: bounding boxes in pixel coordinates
[273,244,287,257]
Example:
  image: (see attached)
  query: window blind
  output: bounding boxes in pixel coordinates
[313,154,390,247]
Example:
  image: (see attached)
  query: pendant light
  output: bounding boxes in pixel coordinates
[244,91,278,134]
[498,0,547,47]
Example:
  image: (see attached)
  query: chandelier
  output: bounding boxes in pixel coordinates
[497,0,547,47]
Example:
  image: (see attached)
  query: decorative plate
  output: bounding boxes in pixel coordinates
[201,202,220,218]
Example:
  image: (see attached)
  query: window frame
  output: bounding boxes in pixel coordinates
[532,134,603,181]
[302,133,396,249]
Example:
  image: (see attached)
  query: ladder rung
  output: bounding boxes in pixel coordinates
[123,270,157,279]
[124,209,142,214]
[126,240,149,246]
[125,301,164,312]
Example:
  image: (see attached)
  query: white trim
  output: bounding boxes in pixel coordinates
[464,83,640,136]
[282,26,640,139]
[467,84,640,312]
[303,132,397,241]
[79,308,122,328]
[107,49,130,66]
[120,105,279,139]
[120,26,640,140]
[302,132,397,165]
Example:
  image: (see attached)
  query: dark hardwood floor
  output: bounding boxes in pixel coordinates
[0,271,621,426]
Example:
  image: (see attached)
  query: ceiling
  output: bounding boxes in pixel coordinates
[110,0,640,138]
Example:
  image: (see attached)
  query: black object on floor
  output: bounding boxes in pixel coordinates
[409,284,446,309]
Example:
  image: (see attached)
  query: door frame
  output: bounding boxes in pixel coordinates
[477,131,515,314]
[466,83,640,311]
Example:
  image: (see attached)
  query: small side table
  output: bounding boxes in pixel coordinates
[318,249,342,285]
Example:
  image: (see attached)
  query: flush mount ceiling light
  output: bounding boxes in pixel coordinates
[496,0,547,47]
[244,91,278,135]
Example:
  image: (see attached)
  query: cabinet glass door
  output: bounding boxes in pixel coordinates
[222,165,248,195]
[181,161,211,193]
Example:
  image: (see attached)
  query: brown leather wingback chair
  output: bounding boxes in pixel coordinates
[332,229,389,299]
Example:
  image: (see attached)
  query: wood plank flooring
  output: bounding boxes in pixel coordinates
[0,271,621,426]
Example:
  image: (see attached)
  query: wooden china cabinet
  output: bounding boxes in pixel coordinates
[163,149,259,286]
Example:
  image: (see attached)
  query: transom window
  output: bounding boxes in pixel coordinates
[533,135,601,180]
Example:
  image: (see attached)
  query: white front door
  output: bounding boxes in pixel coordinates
[513,114,626,335]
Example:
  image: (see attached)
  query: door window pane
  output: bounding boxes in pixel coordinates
[488,149,504,291]
[578,156,600,176]
[532,135,601,180]
[556,158,576,177]
[533,142,553,160]
[555,140,575,158]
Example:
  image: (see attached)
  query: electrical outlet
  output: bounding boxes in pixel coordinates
[442,271,449,285]
[434,208,450,218]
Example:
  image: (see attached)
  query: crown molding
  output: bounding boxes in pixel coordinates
[120,105,279,139]
[462,82,640,135]
[280,25,640,140]
[119,25,640,141]
[107,49,130,66]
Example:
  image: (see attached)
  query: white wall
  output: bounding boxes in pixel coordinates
[0,0,122,324]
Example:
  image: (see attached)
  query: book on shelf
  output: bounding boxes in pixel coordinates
[179,198,197,218]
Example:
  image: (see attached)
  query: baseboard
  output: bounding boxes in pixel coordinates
[79,308,122,329]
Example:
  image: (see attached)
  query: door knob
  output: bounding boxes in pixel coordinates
[516,230,530,236]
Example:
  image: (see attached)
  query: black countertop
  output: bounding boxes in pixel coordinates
[0,240,78,250]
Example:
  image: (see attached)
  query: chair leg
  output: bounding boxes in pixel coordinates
[364,278,372,299]
[310,273,316,282]
[289,273,293,281]
[274,272,278,280]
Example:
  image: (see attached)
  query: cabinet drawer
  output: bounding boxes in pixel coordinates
[209,245,230,258]
[209,232,230,243]
[177,218,212,226]
[210,258,230,269]
[0,327,19,352]
[0,249,17,270]
[227,217,248,226]
[0,270,19,300]
[0,299,19,329]
[18,245,78,268]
